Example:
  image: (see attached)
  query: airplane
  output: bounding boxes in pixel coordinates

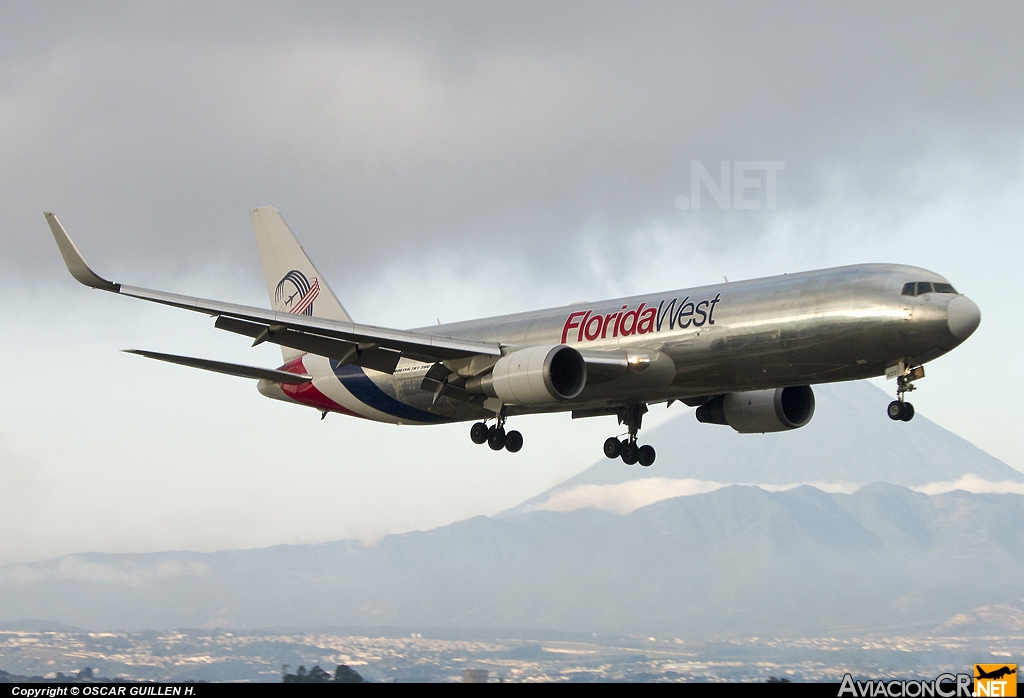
[976,666,1017,681]
[45,207,981,466]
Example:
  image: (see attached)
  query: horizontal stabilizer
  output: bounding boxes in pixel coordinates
[124,349,312,384]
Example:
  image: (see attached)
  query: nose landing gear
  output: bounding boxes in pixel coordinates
[887,400,915,422]
[604,404,656,466]
[887,363,924,422]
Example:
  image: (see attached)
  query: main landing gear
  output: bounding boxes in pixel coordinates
[604,404,656,467]
[887,364,924,422]
[469,415,523,453]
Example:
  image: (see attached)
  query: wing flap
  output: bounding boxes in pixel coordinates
[214,316,404,374]
[214,316,359,363]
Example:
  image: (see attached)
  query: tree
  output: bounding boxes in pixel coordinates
[307,666,332,683]
[334,665,365,683]
[282,664,342,683]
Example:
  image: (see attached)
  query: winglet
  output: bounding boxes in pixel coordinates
[44,212,120,292]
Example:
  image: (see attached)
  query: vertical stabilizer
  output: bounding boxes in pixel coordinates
[250,206,352,361]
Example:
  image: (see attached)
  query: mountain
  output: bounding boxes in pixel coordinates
[3,484,1024,636]
[3,379,1022,637]
[510,381,1023,515]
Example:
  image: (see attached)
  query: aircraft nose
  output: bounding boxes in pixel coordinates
[947,295,981,340]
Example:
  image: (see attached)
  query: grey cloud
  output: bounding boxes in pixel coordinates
[2,1,1022,290]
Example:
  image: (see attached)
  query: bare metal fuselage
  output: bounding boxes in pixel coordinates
[281,263,975,424]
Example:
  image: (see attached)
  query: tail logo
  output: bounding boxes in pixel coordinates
[275,270,319,316]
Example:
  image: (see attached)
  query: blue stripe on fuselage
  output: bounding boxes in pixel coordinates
[330,360,450,424]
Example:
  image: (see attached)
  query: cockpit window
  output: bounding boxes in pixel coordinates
[902,281,958,296]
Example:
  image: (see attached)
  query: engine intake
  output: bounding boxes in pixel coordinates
[468,345,587,404]
[695,386,815,433]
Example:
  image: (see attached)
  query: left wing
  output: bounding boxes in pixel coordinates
[45,212,502,372]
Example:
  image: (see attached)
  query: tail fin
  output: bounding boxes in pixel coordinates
[250,206,352,361]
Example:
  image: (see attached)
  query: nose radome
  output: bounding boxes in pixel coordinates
[947,295,981,340]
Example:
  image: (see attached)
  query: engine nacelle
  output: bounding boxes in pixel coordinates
[469,345,587,404]
[695,386,815,433]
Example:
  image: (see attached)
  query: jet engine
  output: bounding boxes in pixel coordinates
[466,345,587,404]
[695,386,815,433]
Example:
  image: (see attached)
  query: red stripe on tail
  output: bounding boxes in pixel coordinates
[292,278,320,314]
[278,356,364,418]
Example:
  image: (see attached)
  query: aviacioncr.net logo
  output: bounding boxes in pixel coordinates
[839,673,974,698]
[275,269,319,316]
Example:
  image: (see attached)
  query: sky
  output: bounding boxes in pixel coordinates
[1,2,1022,565]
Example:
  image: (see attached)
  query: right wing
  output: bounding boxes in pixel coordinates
[45,212,502,372]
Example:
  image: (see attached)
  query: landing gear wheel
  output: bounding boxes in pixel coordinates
[887,401,904,421]
[900,402,915,422]
[621,442,639,465]
[487,426,506,451]
[637,445,656,467]
[603,437,623,459]
[505,430,523,453]
[470,422,489,444]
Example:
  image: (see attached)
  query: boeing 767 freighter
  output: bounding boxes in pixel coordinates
[46,208,981,466]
